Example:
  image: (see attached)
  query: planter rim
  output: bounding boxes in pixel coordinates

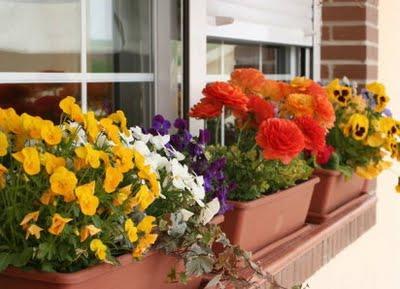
[313,168,343,177]
[1,216,224,285]
[228,176,320,209]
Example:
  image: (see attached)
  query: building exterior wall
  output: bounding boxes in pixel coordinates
[321,0,379,85]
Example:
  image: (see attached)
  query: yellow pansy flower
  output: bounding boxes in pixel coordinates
[41,123,62,146]
[386,139,400,160]
[108,110,130,136]
[0,164,7,189]
[112,145,134,173]
[113,185,132,206]
[50,167,78,202]
[90,239,108,261]
[396,178,400,193]
[124,219,138,242]
[0,108,23,134]
[366,82,390,113]
[75,182,99,216]
[13,147,41,176]
[137,216,156,234]
[326,79,352,107]
[75,144,101,169]
[366,132,385,147]
[0,131,8,156]
[132,234,157,258]
[25,224,43,240]
[42,152,66,175]
[342,113,369,141]
[356,161,391,180]
[377,117,398,137]
[80,225,102,242]
[129,184,155,211]
[48,213,73,236]
[59,96,85,124]
[84,111,100,143]
[20,211,40,228]
[21,114,46,139]
[99,118,121,144]
[39,189,55,205]
[103,167,123,193]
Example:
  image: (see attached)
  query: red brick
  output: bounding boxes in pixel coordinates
[321,64,330,79]
[332,26,378,42]
[330,0,378,4]
[333,64,377,79]
[322,26,331,41]
[323,6,367,21]
[322,45,366,60]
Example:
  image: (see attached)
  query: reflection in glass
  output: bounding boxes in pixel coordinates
[262,46,290,75]
[0,1,81,72]
[0,83,81,123]
[207,42,222,75]
[88,82,153,127]
[224,42,259,74]
[87,0,153,73]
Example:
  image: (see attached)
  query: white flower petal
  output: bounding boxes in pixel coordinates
[199,198,220,225]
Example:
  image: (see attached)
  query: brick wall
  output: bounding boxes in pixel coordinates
[321,0,379,85]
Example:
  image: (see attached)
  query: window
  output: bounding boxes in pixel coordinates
[207,39,311,82]
[0,0,183,127]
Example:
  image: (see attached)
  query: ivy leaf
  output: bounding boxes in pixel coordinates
[168,212,187,238]
[0,252,12,271]
[185,256,214,276]
[205,274,222,288]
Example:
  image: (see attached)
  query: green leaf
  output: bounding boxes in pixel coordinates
[185,256,214,276]
[10,248,33,267]
[0,252,12,271]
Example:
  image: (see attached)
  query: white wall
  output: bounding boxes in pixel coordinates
[307,1,400,288]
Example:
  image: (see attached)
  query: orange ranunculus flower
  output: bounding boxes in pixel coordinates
[202,82,248,112]
[48,213,73,236]
[313,94,336,129]
[256,118,305,164]
[230,68,266,95]
[235,95,275,128]
[281,93,314,118]
[294,116,326,154]
[189,98,223,119]
[259,79,288,101]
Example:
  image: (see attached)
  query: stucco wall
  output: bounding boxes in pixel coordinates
[307,1,400,288]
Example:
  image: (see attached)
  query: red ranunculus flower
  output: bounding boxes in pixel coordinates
[256,118,305,164]
[189,98,223,119]
[230,68,266,95]
[202,82,249,113]
[235,95,275,128]
[294,116,326,154]
[316,145,335,165]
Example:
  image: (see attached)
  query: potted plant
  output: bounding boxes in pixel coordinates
[189,69,334,253]
[0,98,263,289]
[308,78,399,223]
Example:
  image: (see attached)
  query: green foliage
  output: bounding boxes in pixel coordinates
[207,146,313,202]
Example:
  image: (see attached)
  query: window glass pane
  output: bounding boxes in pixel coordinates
[88,82,153,127]
[224,42,259,74]
[207,42,222,75]
[0,83,81,123]
[0,1,81,72]
[262,46,290,75]
[87,0,153,73]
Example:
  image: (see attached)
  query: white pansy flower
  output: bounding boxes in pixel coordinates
[133,140,151,157]
[131,126,151,143]
[67,121,87,146]
[170,159,191,190]
[151,134,170,150]
[167,147,185,161]
[199,198,220,225]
